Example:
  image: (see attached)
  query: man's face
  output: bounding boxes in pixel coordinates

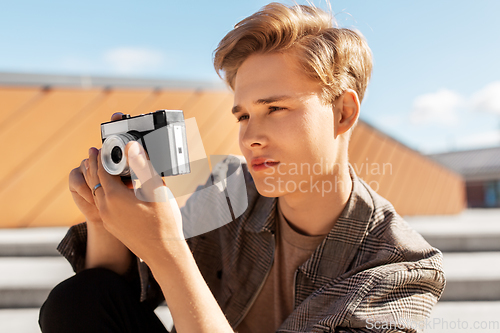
[233,52,342,197]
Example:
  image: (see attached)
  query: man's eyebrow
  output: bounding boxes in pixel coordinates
[255,95,293,105]
[232,95,293,115]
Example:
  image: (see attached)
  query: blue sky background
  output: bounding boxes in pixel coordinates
[1,0,499,155]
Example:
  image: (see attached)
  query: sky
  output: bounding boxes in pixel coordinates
[1,0,500,155]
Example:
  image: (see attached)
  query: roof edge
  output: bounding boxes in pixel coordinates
[426,145,500,157]
[0,71,228,91]
[358,117,464,180]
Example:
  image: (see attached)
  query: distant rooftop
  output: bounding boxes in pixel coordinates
[0,72,227,91]
[428,146,500,181]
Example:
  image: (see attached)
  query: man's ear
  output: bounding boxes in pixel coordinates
[333,89,360,140]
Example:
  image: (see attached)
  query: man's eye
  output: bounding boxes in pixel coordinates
[236,107,285,123]
[236,115,249,123]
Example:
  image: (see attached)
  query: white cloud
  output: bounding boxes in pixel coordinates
[455,130,500,150]
[470,81,500,114]
[418,130,500,154]
[103,47,165,74]
[409,89,463,126]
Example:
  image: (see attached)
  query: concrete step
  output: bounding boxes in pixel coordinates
[0,257,74,308]
[1,209,498,257]
[358,301,500,332]
[0,251,499,311]
[441,252,500,301]
[0,227,67,257]
[1,209,497,259]
[0,302,498,333]
[0,306,173,333]
[406,208,500,252]
[426,301,500,333]
[0,308,41,333]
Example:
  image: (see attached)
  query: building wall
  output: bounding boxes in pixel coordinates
[0,85,465,228]
[348,121,465,216]
[466,181,486,207]
[467,180,500,208]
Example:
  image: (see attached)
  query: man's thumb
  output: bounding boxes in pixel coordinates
[126,141,156,184]
[126,141,166,202]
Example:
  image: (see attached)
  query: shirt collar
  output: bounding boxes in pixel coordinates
[300,163,374,283]
[242,189,278,234]
[243,163,375,281]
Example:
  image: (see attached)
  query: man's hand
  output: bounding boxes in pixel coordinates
[86,139,233,333]
[87,139,183,262]
[68,112,132,275]
[68,112,125,225]
[69,158,102,224]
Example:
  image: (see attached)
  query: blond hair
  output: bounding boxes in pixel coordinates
[213,2,373,106]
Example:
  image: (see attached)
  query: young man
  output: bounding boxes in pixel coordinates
[40,3,445,332]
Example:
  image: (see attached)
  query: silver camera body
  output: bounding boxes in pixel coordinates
[100,110,190,178]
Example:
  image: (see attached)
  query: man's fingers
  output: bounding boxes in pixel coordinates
[125,141,167,202]
[69,167,94,205]
[111,112,124,121]
[87,147,102,197]
[88,147,98,176]
[126,141,159,184]
[79,158,93,191]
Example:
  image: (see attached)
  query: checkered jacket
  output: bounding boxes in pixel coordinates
[58,156,445,333]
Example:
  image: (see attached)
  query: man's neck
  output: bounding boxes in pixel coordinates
[277,164,353,236]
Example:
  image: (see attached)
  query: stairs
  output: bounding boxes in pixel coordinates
[406,208,500,333]
[1,208,499,333]
[0,227,173,333]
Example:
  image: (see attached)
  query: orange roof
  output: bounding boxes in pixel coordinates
[0,73,465,228]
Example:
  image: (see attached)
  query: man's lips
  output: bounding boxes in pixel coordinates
[251,158,280,171]
[251,157,279,167]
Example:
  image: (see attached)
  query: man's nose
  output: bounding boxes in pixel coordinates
[241,120,267,149]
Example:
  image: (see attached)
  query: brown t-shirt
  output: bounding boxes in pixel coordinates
[235,203,327,333]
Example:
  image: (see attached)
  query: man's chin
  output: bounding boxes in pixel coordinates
[253,182,286,198]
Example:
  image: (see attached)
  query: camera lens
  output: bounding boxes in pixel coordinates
[101,133,138,176]
[111,146,123,164]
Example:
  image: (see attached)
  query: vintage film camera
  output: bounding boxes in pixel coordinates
[100,110,190,178]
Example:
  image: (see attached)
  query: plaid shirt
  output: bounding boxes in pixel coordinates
[58,156,445,333]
